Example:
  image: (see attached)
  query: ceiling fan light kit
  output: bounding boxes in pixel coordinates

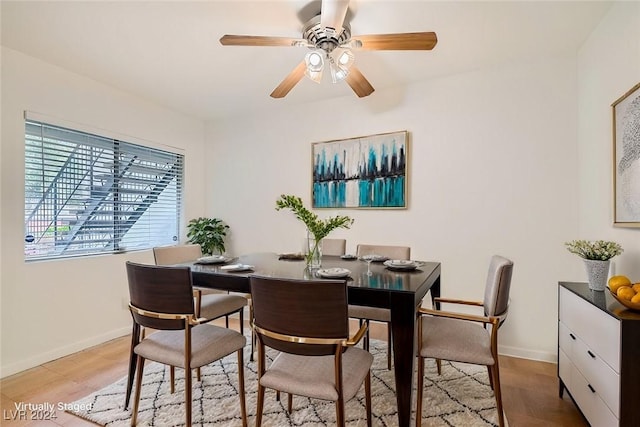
[219,0,437,98]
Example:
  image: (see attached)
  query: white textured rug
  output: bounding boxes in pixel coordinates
[68,337,505,426]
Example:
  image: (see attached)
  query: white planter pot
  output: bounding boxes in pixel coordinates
[583,259,611,291]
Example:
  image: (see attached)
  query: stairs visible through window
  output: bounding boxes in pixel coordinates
[24,120,183,260]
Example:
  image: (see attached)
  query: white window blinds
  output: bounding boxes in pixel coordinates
[24,120,183,260]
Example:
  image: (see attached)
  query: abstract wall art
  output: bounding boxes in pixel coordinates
[312,131,408,209]
[612,82,640,227]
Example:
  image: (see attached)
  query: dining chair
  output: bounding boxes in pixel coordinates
[349,244,411,369]
[415,255,513,427]
[250,275,373,427]
[321,238,347,256]
[125,261,248,427]
[153,244,248,331]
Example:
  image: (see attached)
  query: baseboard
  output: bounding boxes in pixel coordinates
[0,326,131,379]
[499,344,557,363]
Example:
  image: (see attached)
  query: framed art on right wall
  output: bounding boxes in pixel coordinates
[612,81,640,227]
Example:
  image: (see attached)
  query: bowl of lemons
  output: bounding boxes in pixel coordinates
[607,275,640,311]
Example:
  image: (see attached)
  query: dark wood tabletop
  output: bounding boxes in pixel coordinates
[189,252,442,427]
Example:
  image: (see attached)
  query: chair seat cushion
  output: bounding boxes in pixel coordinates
[135,324,246,369]
[260,347,373,402]
[420,316,494,366]
[199,294,247,320]
[348,305,390,322]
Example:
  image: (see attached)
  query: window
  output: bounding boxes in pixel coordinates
[24,120,183,260]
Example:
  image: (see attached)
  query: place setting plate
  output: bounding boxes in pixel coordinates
[316,267,352,279]
[220,264,254,272]
[196,255,232,264]
[359,254,389,263]
[383,259,422,271]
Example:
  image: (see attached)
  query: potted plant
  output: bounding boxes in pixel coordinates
[276,194,353,268]
[186,217,230,255]
[565,240,624,291]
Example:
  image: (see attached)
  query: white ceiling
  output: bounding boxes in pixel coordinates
[1,1,612,121]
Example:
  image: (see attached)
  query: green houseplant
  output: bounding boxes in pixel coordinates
[276,194,353,268]
[186,217,229,255]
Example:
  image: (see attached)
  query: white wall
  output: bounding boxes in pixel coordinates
[577,1,640,278]
[206,55,580,361]
[0,47,207,377]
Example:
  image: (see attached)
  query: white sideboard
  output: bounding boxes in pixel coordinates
[558,282,640,426]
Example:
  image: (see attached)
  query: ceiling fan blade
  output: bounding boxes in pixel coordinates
[344,66,374,98]
[270,60,307,98]
[321,0,349,35]
[352,32,438,50]
[220,35,308,47]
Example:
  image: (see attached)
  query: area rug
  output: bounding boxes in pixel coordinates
[67,337,505,426]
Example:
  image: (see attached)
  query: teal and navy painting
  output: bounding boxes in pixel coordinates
[312,131,408,208]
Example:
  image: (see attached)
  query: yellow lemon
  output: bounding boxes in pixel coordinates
[617,286,635,301]
[632,283,640,293]
[609,275,632,293]
[631,293,640,304]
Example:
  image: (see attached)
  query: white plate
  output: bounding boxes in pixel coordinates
[383,260,420,271]
[360,254,389,263]
[197,255,230,264]
[317,268,351,278]
[220,264,254,272]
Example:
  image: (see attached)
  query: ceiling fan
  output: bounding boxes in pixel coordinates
[219,0,437,98]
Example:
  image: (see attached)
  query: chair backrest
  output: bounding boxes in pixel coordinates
[321,238,347,256]
[126,261,195,330]
[250,275,349,356]
[356,244,411,260]
[153,244,202,266]
[483,255,514,318]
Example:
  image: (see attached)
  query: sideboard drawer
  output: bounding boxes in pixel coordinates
[571,363,618,427]
[559,287,620,372]
[572,328,620,417]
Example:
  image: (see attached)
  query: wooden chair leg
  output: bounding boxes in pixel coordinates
[239,309,244,335]
[249,304,255,362]
[435,359,442,375]
[131,356,146,427]
[185,365,192,427]
[491,363,505,427]
[416,356,424,427]
[287,393,293,413]
[225,315,229,328]
[365,371,372,427]
[335,395,345,427]
[487,365,494,390]
[170,366,176,393]
[255,384,265,427]
[124,323,140,409]
[237,350,248,427]
[196,367,201,382]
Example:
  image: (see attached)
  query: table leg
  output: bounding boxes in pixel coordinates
[430,276,441,309]
[390,291,418,427]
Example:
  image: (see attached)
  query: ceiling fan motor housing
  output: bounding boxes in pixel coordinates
[303,15,351,53]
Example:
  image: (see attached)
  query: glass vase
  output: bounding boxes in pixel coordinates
[306,232,322,269]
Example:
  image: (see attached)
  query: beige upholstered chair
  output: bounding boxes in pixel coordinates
[321,238,347,256]
[125,262,248,427]
[250,275,373,427]
[415,255,513,427]
[349,244,411,369]
[153,244,247,329]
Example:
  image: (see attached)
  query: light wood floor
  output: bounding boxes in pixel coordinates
[1,319,586,426]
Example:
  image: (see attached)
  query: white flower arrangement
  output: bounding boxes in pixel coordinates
[565,240,623,261]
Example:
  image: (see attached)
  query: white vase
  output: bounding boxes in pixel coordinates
[583,259,610,291]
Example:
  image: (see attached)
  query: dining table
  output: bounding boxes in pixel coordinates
[188,252,441,427]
